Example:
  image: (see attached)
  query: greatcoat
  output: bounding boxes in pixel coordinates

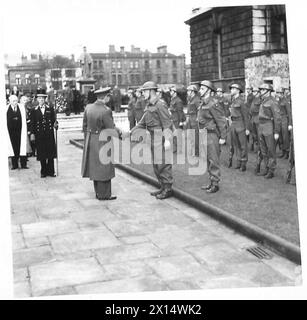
[81,100,116,181]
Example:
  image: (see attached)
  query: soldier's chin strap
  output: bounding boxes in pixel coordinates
[260,89,270,98]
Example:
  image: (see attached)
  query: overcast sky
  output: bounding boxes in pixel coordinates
[1,0,205,65]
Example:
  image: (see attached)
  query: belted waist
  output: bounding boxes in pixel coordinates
[86,129,101,134]
[231,116,243,121]
[259,118,273,123]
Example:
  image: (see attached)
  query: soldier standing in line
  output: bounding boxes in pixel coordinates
[134,88,146,123]
[229,84,249,172]
[275,88,291,159]
[29,90,58,178]
[127,89,136,130]
[185,84,200,157]
[169,86,186,153]
[257,84,281,179]
[250,88,263,174]
[197,80,227,193]
[131,81,173,200]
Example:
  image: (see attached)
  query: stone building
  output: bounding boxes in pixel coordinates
[45,67,82,90]
[81,45,186,88]
[185,5,289,92]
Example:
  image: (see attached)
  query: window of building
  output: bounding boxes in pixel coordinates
[112,61,116,69]
[135,61,139,68]
[65,69,75,77]
[51,70,61,78]
[118,74,122,85]
[145,60,149,69]
[52,80,62,90]
[112,74,116,84]
[130,61,134,69]
[172,73,177,83]
[172,60,177,68]
[93,60,98,69]
[135,74,141,84]
[117,61,121,69]
[157,75,161,83]
[15,74,21,85]
[25,74,30,85]
[156,60,161,68]
[280,18,287,50]
[34,74,40,85]
[99,60,103,69]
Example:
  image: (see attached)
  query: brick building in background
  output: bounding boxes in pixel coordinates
[185,5,289,92]
[81,45,186,88]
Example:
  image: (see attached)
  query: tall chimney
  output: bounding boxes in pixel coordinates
[120,46,125,54]
[109,45,115,53]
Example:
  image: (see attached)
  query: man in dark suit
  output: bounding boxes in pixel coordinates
[81,87,119,200]
[30,90,58,178]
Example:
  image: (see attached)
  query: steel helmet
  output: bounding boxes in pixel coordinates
[141,81,158,91]
[229,83,243,92]
[200,80,216,92]
[259,83,274,92]
[187,84,198,92]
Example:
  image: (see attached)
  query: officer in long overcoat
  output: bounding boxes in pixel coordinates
[6,95,28,169]
[30,90,58,177]
[81,87,118,200]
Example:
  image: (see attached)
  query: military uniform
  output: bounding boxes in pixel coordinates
[258,95,281,175]
[186,94,200,156]
[277,96,291,158]
[134,96,146,123]
[197,96,227,187]
[133,96,173,192]
[169,95,185,129]
[81,98,117,199]
[250,95,261,152]
[30,103,57,177]
[127,96,136,130]
[229,95,249,168]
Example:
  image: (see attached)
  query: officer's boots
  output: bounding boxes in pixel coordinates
[150,185,164,196]
[254,163,261,175]
[258,167,269,176]
[240,163,247,172]
[264,171,274,179]
[235,161,241,169]
[206,184,219,193]
[156,185,173,200]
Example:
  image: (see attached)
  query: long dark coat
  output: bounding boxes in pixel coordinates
[81,100,116,181]
[30,104,57,160]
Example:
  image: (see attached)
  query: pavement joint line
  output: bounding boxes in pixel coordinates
[69,138,301,265]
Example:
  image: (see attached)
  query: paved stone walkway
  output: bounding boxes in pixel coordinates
[9,130,301,298]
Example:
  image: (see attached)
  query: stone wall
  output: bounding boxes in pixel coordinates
[244,52,290,90]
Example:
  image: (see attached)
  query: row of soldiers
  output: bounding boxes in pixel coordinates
[126,80,294,195]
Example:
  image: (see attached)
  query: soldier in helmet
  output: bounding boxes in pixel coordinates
[249,87,261,152]
[229,83,249,171]
[127,89,136,129]
[169,86,186,153]
[257,84,281,178]
[134,88,146,123]
[198,80,227,193]
[131,81,173,199]
[275,88,291,159]
[186,84,200,156]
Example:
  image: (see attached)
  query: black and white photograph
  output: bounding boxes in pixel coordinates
[0,0,306,300]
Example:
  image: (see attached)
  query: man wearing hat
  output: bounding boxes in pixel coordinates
[134,88,146,122]
[127,89,137,130]
[275,88,291,159]
[81,87,119,200]
[229,83,249,172]
[198,80,227,193]
[257,83,281,178]
[131,81,173,199]
[186,84,200,156]
[29,89,58,177]
[169,86,186,152]
[250,88,262,171]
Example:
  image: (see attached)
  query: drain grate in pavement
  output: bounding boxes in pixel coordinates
[246,246,273,260]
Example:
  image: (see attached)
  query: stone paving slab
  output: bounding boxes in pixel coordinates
[29,258,108,296]
[8,130,301,298]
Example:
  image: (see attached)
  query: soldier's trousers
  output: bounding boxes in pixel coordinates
[279,117,290,152]
[250,116,259,146]
[205,132,221,186]
[258,132,276,173]
[40,158,54,176]
[93,180,111,199]
[150,132,173,189]
[230,126,248,166]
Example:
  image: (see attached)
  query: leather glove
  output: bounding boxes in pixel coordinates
[245,129,250,136]
[219,138,226,145]
[288,125,293,131]
[274,133,279,140]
